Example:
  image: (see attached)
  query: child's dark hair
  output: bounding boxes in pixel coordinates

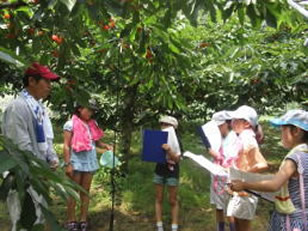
[23,74,42,87]
[288,125,308,143]
[226,120,232,130]
[304,132,308,143]
[73,106,82,117]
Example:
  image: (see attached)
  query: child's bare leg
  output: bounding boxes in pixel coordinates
[67,172,81,222]
[155,184,164,230]
[168,186,179,230]
[227,216,236,231]
[79,172,93,222]
[235,218,251,231]
[216,209,225,231]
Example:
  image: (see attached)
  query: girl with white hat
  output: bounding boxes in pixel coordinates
[154,115,181,231]
[226,105,268,231]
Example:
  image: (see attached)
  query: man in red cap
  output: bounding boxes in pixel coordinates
[1,62,60,231]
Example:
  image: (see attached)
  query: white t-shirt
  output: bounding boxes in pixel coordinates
[223,131,239,159]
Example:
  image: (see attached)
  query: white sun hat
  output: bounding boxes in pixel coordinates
[212,110,232,126]
[159,115,178,128]
[230,105,258,128]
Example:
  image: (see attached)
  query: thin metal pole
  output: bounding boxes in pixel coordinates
[109,41,120,231]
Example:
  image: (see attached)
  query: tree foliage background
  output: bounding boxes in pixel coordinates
[1,0,308,166]
[0,0,308,230]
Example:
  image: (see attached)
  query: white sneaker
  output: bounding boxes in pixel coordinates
[156,222,164,231]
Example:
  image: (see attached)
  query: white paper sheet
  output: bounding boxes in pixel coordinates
[229,167,277,202]
[200,121,222,152]
[184,151,277,202]
[183,151,228,177]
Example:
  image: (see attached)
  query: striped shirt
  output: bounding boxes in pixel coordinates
[269,143,308,231]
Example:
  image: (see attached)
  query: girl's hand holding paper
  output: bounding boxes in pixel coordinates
[230,180,246,192]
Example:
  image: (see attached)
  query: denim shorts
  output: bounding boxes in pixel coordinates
[153,173,179,186]
[71,147,99,173]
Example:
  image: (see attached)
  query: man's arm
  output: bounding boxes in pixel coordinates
[2,103,34,153]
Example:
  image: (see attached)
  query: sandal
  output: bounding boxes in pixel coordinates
[66,221,79,231]
[79,221,88,231]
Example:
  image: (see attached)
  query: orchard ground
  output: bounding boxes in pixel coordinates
[0,119,284,231]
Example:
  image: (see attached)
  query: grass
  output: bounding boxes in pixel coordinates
[0,121,287,231]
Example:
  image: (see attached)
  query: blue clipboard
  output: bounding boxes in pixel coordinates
[197,126,211,149]
[142,129,168,163]
[198,121,222,152]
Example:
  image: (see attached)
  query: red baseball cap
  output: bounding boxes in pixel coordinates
[25,62,60,80]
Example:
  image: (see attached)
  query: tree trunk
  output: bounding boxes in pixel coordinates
[119,84,138,173]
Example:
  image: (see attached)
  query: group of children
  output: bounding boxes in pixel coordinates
[208,106,268,231]
[61,100,308,231]
[3,62,307,231]
[154,106,308,231]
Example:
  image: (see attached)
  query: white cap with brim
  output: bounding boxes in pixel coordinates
[270,109,308,131]
[230,105,258,128]
[212,110,232,126]
[159,115,178,128]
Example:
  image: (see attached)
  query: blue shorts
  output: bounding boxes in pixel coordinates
[70,147,99,173]
[153,173,179,186]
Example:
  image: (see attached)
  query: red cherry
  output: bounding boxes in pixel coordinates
[199,42,210,48]
[51,34,58,41]
[251,79,260,85]
[56,37,64,44]
[5,33,16,39]
[30,0,39,4]
[146,49,153,59]
[28,28,35,35]
[52,50,59,57]
[97,48,106,53]
[51,35,64,45]
[109,18,116,28]
[37,30,44,36]
[3,13,11,19]
[103,25,110,30]
[67,80,76,86]
[137,27,142,33]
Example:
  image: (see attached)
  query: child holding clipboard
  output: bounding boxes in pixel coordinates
[226,105,268,231]
[201,111,239,231]
[153,116,181,231]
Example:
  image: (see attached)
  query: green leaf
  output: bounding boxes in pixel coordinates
[238,7,245,25]
[20,191,36,229]
[246,5,261,28]
[0,47,25,68]
[59,0,77,12]
[0,152,17,173]
[265,7,277,28]
[168,43,180,54]
[0,174,15,201]
[221,4,235,22]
